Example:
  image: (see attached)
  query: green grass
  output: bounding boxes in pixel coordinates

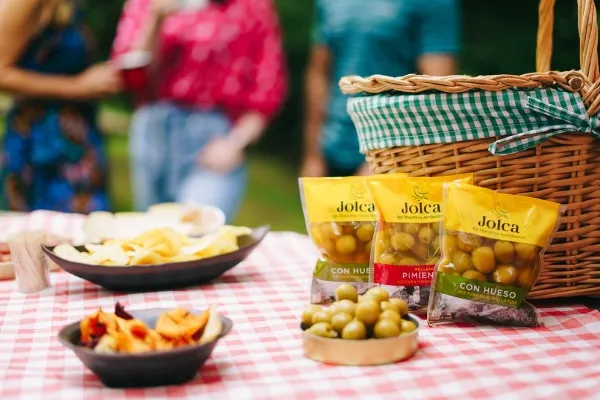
[0,111,306,233]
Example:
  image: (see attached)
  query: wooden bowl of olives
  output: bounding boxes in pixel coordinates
[301,284,420,366]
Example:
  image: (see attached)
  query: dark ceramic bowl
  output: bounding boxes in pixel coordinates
[43,226,269,292]
[58,308,233,388]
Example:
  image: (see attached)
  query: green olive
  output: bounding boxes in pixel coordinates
[442,235,458,257]
[472,246,496,274]
[412,243,429,261]
[335,283,358,302]
[390,232,416,252]
[355,224,375,242]
[301,304,322,326]
[427,256,440,265]
[335,299,357,317]
[516,267,535,290]
[492,265,518,285]
[400,319,418,334]
[388,298,409,317]
[321,238,336,254]
[330,312,353,334]
[515,243,537,261]
[457,233,481,252]
[418,226,435,245]
[376,229,391,246]
[341,320,367,340]
[494,241,515,264]
[365,241,372,256]
[379,309,402,325]
[374,318,401,338]
[336,235,357,255]
[432,222,441,234]
[306,322,337,338]
[398,257,420,266]
[380,301,400,313]
[311,310,331,325]
[327,302,342,315]
[452,250,473,274]
[438,263,455,274]
[320,223,341,239]
[355,300,380,325]
[377,251,397,264]
[365,287,390,304]
[403,223,421,235]
[462,270,487,282]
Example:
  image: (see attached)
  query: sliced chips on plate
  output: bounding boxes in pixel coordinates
[54,226,253,267]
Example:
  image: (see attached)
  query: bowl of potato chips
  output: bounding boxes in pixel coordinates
[58,303,232,388]
[43,225,269,291]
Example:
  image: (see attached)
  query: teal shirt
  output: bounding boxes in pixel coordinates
[314,0,460,170]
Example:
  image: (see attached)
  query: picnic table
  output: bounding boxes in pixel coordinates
[1,212,599,399]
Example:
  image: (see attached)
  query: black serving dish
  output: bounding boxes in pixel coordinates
[43,226,269,292]
[58,308,233,388]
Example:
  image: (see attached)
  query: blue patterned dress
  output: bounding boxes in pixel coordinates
[0,18,110,213]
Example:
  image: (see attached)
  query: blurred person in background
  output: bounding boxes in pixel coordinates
[112,0,286,223]
[0,0,121,212]
[301,0,460,177]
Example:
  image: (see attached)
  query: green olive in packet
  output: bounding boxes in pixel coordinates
[299,176,404,304]
[427,183,564,327]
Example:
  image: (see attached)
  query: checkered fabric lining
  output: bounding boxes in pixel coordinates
[1,211,600,399]
[347,86,600,155]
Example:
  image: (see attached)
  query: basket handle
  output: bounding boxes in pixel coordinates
[536,0,599,83]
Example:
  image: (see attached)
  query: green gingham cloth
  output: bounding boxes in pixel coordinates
[346,86,600,155]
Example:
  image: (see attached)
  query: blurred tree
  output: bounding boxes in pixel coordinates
[461,0,579,75]
[82,0,585,165]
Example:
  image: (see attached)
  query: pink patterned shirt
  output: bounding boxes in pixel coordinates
[112,0,287,120]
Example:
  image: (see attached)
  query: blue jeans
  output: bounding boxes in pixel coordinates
[129,103,247,223]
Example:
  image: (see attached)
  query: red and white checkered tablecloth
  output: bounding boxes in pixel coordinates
[1,212,600,400]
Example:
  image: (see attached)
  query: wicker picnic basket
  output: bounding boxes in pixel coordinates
[339,0,600,300]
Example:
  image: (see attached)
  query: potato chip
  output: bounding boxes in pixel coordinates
[222,226,252,237]
[125,319,150,339]
[55,225,252,267]
[147,242,174,258]
[155,308,206,340]
[181,235,217,256]
[54,243,91,264]
[100,260,122,266]
[81,304,221,354]
[113,331,153,353]
[80,308,117,346]
[199,305,222,344]
[129,250,164,266]
[87,245,130,265]
[94,334,117,354]
[166,254,199,263]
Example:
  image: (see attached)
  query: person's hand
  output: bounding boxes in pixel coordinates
[73,63,122,99]
[198,136,245,173]
[150,0,180,18]
[355,163,372,176]
[300,154,326,177]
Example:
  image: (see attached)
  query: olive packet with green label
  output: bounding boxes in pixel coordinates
[427,183,564,327]
[299,177,380,304]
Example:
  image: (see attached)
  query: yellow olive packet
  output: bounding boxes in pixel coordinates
[367,174,474,314]
[299,175,405,304]
[428,183,564,327]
